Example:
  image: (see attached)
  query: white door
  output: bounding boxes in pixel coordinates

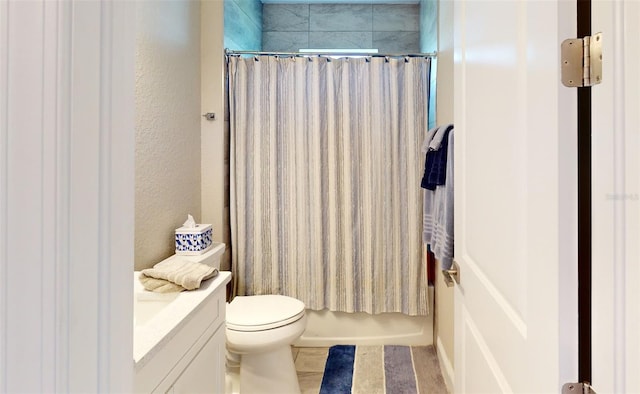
[452,1,579,392]
[591,1,640,392]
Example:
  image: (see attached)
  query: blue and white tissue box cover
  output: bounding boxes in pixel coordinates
[175,224,213,255]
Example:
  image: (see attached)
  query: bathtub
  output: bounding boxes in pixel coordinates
[294,285,434,347]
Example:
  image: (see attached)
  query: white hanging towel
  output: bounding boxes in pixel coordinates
[423,127,455,269]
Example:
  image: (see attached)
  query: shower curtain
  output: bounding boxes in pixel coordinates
[228,55,430,315]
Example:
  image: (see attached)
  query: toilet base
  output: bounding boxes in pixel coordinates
[238,345,300,394]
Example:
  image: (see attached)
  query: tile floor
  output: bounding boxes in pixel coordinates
[292,346,448,394]
[292,347,328,394]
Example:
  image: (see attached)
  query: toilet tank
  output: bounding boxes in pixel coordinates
[164,242,226,270]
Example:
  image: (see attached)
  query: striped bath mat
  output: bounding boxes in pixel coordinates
[319,345,446,394]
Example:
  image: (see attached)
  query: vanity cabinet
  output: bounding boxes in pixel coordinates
[134,271,231,394]
[168,326,225,393]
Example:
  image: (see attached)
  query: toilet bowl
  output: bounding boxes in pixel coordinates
[226,295,307,394]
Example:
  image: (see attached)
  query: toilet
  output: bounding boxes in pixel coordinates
[225,294,307,394]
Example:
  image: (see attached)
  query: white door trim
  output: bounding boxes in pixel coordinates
[0,1,135,391]
[592,1,640,391]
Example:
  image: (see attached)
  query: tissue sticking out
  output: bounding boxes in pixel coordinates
[183,214,197,228]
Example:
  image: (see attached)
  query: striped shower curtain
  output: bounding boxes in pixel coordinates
[228,55,430,315]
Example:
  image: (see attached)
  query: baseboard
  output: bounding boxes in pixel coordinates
[436,336,454,393]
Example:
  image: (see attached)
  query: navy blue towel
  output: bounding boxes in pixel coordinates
[421,125,453,190]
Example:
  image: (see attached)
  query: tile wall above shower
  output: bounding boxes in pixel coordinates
[225,0,263,50]
[262,3,420,53]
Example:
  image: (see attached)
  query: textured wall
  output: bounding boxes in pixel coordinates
[202,1,231,270]
[263,3,420,52]
[225,0,262,50]
[434,0,455,389]
[135,0,202,270]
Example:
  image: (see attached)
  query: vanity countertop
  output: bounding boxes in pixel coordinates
[133,270,231,369]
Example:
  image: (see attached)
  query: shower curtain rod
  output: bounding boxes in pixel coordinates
[225,49,437,58]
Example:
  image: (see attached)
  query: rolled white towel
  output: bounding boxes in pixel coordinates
[428,123,453,151]
[422,125,440,154]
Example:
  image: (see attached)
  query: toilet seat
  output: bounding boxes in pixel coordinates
[227,295,305,332]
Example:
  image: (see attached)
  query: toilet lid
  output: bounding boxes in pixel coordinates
[226,295,305,332]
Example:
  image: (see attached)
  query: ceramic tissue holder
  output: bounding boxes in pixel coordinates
[175,223,213,255]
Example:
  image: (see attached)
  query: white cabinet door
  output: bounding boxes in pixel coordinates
[452,1,578,392]
[171,327,226,394]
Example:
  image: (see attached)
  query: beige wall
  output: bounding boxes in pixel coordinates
[134,1,202,270]
[435,0,455,388]
[201,1,229,269]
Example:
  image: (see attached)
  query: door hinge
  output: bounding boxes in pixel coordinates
[562,382,597,394]
[561,32,602,87]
